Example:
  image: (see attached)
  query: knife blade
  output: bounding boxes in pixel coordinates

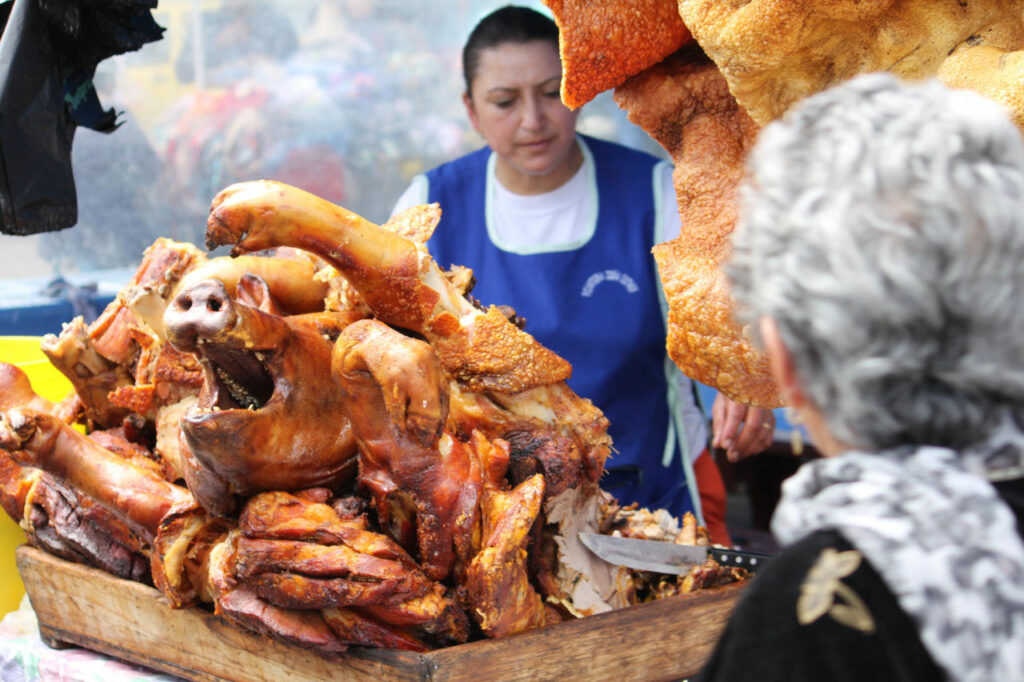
[578,532,774,575]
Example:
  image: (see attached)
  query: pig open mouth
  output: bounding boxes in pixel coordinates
[199,341,275,412]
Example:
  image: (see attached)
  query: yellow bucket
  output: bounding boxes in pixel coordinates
[0,336,75,616]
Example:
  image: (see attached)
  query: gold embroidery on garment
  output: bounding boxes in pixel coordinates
[797,548,876,634]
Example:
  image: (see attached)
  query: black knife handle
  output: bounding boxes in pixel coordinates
[710,549,774,573]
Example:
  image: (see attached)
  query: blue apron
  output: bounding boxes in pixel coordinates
[425,134,699,519]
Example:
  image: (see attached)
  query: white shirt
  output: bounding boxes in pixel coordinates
[392,151,682,247]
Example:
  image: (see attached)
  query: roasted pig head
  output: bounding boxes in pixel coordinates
[163,278,363,515]
[203,180,611,499]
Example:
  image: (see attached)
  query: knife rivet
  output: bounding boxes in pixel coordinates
[750,558,758,565]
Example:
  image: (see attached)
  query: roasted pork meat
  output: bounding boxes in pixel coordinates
[0,180,750,655]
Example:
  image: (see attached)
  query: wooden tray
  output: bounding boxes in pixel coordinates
[16,545,745,682]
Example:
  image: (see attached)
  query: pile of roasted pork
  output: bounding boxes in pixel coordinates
[0,181,746,656]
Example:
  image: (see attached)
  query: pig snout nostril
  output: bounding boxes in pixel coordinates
[208,298,222,313]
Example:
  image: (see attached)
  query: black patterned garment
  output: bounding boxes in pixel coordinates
[696,530,946,682]
[696,424,1024,682]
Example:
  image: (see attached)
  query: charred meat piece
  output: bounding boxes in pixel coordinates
[232,492,471,648]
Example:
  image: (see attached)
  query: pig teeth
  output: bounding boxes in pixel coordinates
[216,367,260,410]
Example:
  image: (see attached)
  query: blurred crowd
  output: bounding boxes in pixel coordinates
[36,0,469,271]
[15,0,643,274]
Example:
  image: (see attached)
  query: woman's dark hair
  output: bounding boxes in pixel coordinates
[462,5,558,95]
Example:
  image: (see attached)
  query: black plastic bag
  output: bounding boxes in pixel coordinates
[0,0,163,236]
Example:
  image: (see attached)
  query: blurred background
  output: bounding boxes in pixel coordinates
[0,0,664,283]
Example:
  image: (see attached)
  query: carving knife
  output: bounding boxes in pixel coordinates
[578,532,775,575]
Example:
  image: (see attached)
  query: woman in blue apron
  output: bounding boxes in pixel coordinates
[392,5,775,545]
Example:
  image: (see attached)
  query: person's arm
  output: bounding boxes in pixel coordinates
[658,163,680,241]
[673,371,709,464]
[659,166,711,464]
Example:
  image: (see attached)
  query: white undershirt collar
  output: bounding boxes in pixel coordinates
[484,135,598,254]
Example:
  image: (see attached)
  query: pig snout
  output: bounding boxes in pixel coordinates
[164,279,238,351]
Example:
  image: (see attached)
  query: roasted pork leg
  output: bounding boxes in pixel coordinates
[0,408,195,543]
[205,179,572,394]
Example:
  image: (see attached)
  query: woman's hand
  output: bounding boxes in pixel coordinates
[711,394,776,462]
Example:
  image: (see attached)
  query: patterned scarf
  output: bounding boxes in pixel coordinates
[772,418,1024,682]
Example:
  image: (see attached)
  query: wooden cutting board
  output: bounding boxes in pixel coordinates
[16,545,746,682]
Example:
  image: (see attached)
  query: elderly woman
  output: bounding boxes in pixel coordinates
[696,73,1024,681]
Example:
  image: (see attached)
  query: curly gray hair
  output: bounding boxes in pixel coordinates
[727,73,1024,451]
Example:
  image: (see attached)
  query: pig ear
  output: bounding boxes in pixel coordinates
[236,273,284,315]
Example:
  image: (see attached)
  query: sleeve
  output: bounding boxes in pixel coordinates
[654,160,706,462]
[658,162,681,242]
[389,174,430,218]
[675,369,709,464]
